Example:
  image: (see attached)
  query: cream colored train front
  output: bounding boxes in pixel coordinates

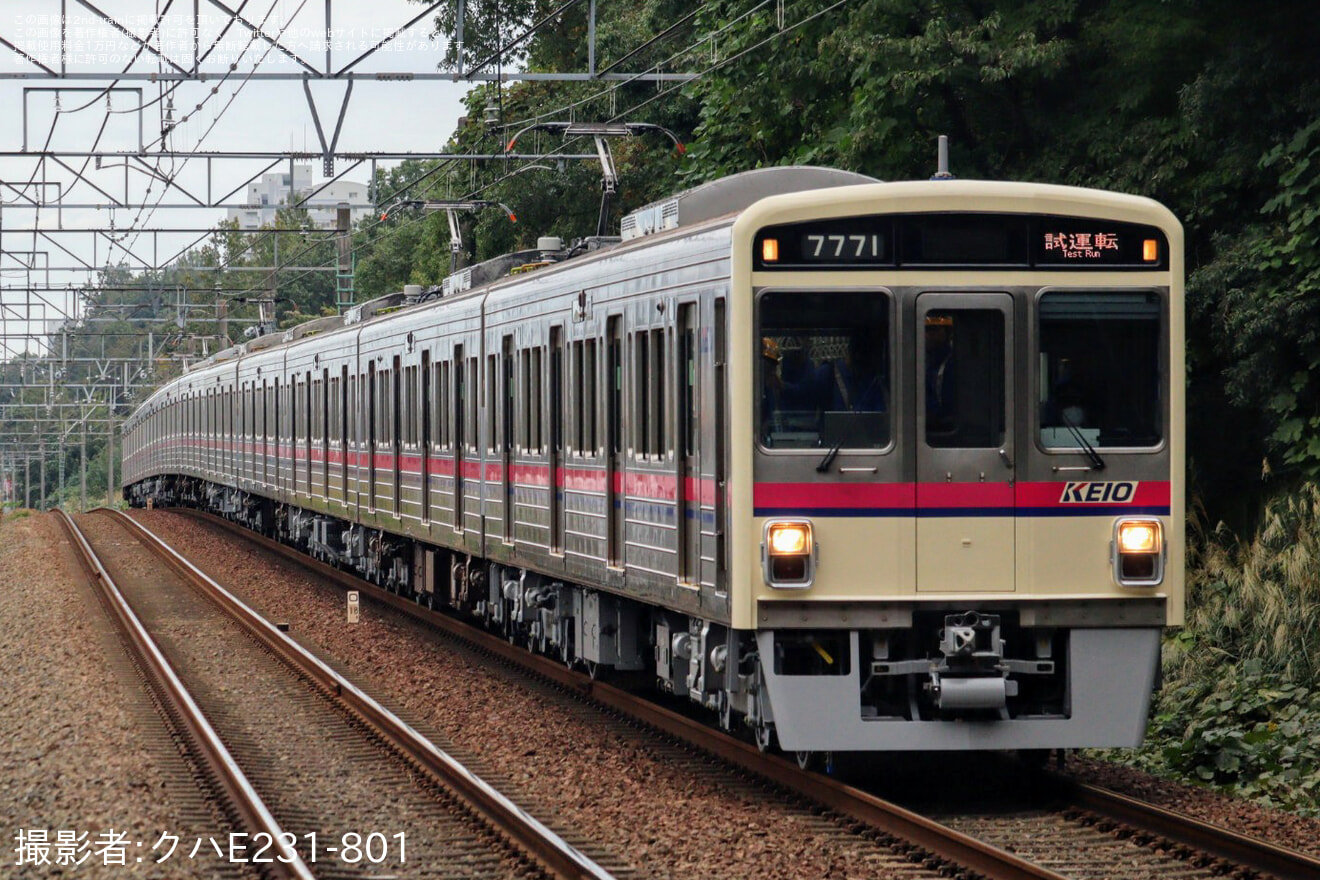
[733,179,1183,751]
[121,167,1183,755]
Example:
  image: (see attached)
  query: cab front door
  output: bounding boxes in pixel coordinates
[915,292,1016,593]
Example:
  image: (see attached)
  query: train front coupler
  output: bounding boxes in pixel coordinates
[926,611,1015,712]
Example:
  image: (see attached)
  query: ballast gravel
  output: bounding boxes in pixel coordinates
[0,512,217,880]
[134,507,1320,871]
[130,510,949,880]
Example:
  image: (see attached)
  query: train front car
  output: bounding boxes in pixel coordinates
[732,181,1184,752]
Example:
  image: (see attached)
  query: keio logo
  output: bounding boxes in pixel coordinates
[1058,481,1138,504]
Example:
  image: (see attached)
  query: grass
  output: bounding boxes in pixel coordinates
[1172,484,1320,685]
[1101,483,1320,815]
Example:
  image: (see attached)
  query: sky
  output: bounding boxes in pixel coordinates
[0,0,476,353]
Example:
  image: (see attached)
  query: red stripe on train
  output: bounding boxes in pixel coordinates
[755,480,1171,510]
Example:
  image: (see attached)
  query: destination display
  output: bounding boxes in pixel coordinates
[754,213,1168,270]
[1033,217,1164,266]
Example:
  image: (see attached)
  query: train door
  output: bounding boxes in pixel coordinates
[306,369,314,496]
[915,292,1016,592]
[367,361,376,513]
[347,371,358,512]
[453,345,465,533]
[250,381,258,487]
[606,316,624,568]
[208,392,213,482]
[262,378,270,489]
[421,350,431,525]
[392,355,402,518]
[288,377,298,495]
[712,297,728,593]
[238,383,246,485]
[549,327,564,554]
[502,336,515,543]
[250,382,257,487]
[274,378,283,498]
[319,369,328,499]
[677,303,700,584]
[339,366,349,508]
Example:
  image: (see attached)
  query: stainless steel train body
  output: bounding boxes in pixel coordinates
[122,167,1185,753]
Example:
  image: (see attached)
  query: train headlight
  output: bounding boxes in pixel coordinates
[1112,517,1165,586]
[1117,521,1158,553]
[762,519,816,588]
[769,522,810,555]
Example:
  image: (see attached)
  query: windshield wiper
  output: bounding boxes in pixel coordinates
[816,442,842,473]
[1061,411,1105,471]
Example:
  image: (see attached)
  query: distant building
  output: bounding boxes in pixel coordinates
[227,165,373,230]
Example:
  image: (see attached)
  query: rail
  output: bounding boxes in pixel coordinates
[177,507,1070,880]
[54,509,315,880]
[172,506,1320,880]
[1052,775,1320,880]
[98,507,617,880]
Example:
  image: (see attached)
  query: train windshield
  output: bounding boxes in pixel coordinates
[1038,291,1163,449]
[757,290,890,450]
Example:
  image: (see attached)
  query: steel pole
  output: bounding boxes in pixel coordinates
[80,419,87,513]
[106,417,115,507]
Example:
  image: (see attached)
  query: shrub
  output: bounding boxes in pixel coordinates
[1139,666,1320,815]
[1105,483,1320,813]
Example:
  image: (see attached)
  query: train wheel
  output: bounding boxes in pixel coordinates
[754,722,775,753]
[795,750,832,772]
[717,692,733,732]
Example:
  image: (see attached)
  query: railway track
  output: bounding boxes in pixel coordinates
[1048,776,1320,880]
[170,506,1320,880]
[55,508,618,880]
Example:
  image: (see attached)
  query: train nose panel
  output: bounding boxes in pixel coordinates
[916,484,1014,592]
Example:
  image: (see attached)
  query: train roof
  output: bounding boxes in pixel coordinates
[164,168,1180,399]
[620,166,877,240]
[175,166,880,376]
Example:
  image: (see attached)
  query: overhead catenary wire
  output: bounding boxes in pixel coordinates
[14,0,847,375]
[498,0,766,134]
[1,4,177,363]
[221,0,851,302]
[121,0,314,250]
[0,1,304,468]
[16,0,719,318]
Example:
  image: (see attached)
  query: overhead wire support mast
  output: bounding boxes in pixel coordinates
[0,3,704,502]
[2,0,697,83]
[0,71,698,83]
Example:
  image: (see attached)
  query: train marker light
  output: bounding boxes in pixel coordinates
[762,519,817,588]
[1112,517,1164,586]
[1142,239,1159,262]
[761,237,780,263]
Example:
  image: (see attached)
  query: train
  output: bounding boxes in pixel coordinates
[122,165,1184,757]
